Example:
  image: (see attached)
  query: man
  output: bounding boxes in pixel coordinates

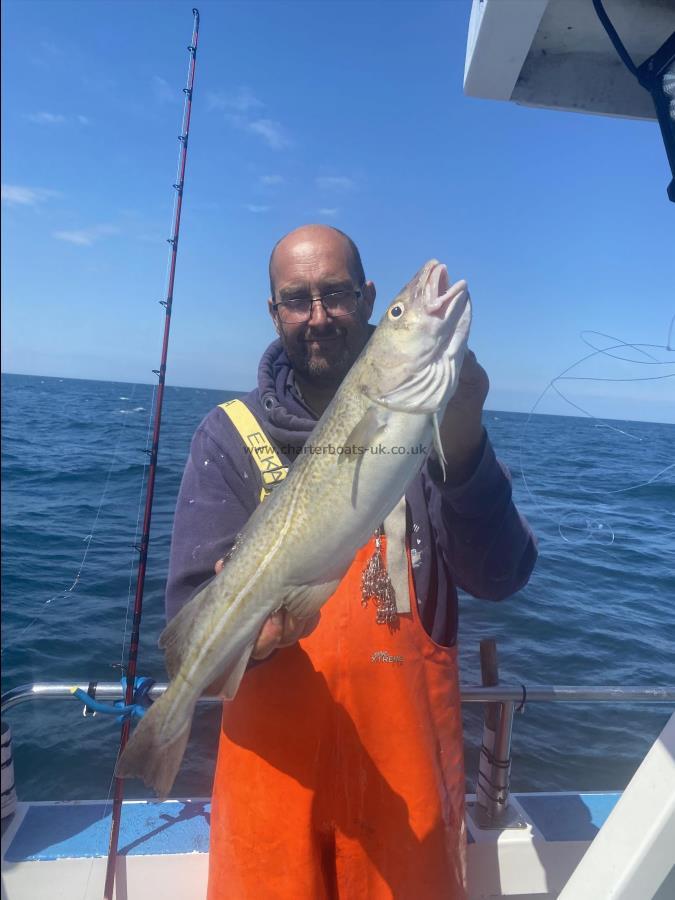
[166,224,537,899]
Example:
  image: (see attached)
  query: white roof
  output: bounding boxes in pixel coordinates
[464,0,675,121]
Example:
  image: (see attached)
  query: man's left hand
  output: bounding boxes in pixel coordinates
[437,349,489,485]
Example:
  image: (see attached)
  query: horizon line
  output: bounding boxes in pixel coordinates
[2,370,673,428]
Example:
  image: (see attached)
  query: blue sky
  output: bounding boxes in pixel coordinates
[2,0,673,423]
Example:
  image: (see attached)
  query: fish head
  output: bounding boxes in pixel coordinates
[365,260,471,414]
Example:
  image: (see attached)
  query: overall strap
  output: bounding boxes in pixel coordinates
[218,399,288,503]
[219,399,409,612]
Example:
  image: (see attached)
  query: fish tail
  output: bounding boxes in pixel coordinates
[115,688,195,799]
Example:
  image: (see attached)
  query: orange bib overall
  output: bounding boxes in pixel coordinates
[207,536,466,899]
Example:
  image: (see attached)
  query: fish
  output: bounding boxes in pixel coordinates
[115,260,472,797]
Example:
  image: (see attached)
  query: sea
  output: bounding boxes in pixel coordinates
[1,372,674,803]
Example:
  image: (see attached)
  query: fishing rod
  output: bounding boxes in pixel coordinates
[102,9,201,899]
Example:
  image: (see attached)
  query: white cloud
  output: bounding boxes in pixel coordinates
[24,112,67,125]
[207,87,264,113]
[259,174,285,186]
[23,111,89,126]
[203,82,294,152]
[153,76,178,104]
[210,89,291,150]
[225,114,291,150]
[318,208,339,217]
[245,204,270,214]
[316,175,355,191]
[246,118,291,150]
[1,184,60,207]
[53,224,120,246]
[53,231,94,246]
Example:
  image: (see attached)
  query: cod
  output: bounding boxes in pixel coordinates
[116,260,472,797]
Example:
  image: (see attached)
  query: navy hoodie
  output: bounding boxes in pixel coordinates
[165,339,537,646]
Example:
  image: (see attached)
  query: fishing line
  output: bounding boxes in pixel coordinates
[117,23,193,668]
[580,330,662,364]
[82,36,196,900]
[115,47,191,663]
[81,716,126,900]
[14,385,146,642]
[6,385,156,899]
[603,461,675,495]
[120,383,158,666]
[115,61,191,667]
[85,55,195,900]
[519,324,675,546]
[103,13,201,897]
[84,27,199,900]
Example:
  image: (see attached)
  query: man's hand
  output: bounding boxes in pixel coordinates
[214,557,320,660]
[438,349,489,485]
[249,608,321,659]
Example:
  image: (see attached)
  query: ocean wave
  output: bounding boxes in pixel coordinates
[2,375,672,800]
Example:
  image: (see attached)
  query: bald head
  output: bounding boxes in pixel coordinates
[268,224,365,298]
[266,223,376,397]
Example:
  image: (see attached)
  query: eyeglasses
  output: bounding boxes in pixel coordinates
[272,289,363,323]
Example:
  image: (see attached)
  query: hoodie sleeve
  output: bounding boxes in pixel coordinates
[424,432,538,601]
[165,410,259,623]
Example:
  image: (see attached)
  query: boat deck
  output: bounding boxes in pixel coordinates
[1,791,632,899]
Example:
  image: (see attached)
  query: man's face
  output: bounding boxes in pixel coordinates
[269,232,375,386]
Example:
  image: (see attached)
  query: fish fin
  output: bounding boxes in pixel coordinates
[159,594,206,680]
[432,412,447,481]
[285,580,340,619]
[350,452,364,508]
[211,640,256,700]
[115,692,194,800]
[339,406,387,464]
[364,355,452,415]
[158,588,220,678]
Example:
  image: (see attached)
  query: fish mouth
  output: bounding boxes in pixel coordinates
[424,263,457,319]
[424,263,464,320]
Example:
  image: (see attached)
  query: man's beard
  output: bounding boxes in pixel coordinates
[283,328,353,387]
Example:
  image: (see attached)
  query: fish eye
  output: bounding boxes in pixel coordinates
[388,303,405,320]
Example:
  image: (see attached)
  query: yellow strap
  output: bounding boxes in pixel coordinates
[219,399,288,502]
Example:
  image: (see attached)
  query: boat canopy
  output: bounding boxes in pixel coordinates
[464,0,674,121]
[463,0,675,199]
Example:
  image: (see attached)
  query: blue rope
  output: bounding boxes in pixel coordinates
[73,676,155,723]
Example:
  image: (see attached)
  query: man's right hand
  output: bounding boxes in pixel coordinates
[214,557,320,659]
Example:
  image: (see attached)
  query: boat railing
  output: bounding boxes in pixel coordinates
[2,681,674,827]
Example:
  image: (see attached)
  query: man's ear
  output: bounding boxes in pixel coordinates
[361,281,376,321]
[268,296,281,335]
